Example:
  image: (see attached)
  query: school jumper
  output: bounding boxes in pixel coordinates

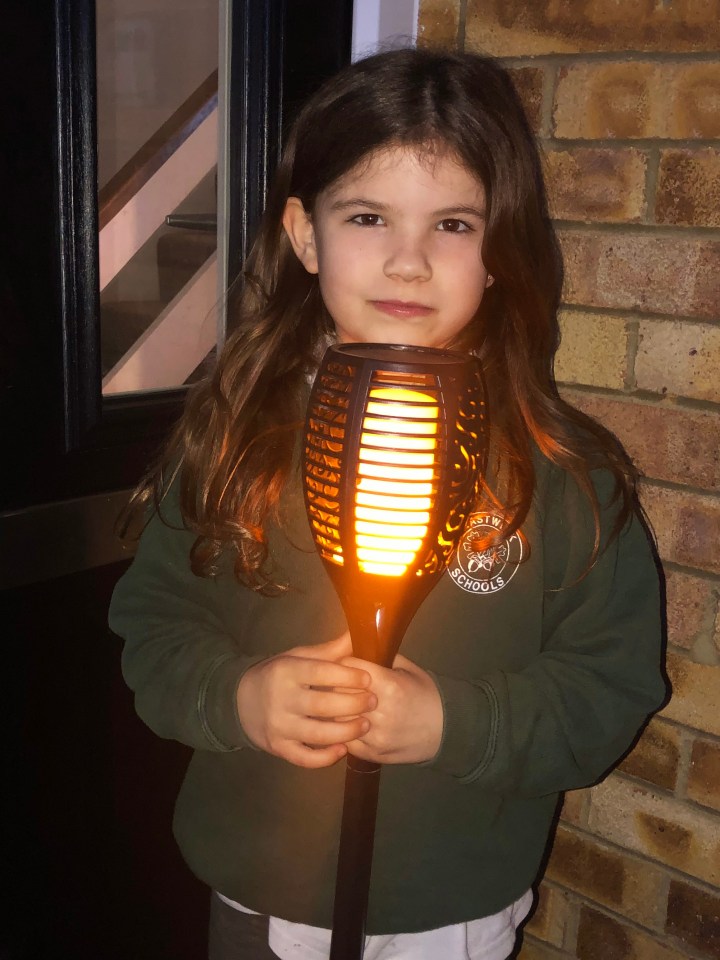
[109,444,665,936]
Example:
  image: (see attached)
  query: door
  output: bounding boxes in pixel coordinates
[1,2,352,957]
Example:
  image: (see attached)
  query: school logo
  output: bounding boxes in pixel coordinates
[449,513,524,595]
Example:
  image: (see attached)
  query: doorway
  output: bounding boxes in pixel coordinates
[1,3,352,957]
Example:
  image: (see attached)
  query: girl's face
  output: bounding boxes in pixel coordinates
[283,146,493,349]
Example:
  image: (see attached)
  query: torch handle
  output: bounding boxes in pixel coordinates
[329,756,381,960]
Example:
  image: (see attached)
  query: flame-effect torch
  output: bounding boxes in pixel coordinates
[303,343,488,959]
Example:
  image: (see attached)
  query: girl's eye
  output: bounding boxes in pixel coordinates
[437,218,472,233]
[349,213,384,227]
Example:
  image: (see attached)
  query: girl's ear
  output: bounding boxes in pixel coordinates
[282,197,319,274]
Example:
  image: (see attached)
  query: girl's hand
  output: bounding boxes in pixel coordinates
[342,654,444,764]
[236,633,377,769]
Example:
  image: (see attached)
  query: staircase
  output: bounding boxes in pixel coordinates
[98,72,219,395]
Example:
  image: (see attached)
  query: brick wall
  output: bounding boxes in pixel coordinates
[418,3,720,958]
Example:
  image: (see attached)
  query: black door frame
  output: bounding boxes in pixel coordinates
[1,0,353,555]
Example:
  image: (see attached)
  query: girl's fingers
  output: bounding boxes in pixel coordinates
[297,715,370,746]
[301,687,377,718]
[345,738,374,761]
[293,632,353,661]
[392,653,423,676]
[282,741,348,769]
[339,657,394,695]
[340,655,385,679]
[261,715,367,760]
[297,658,371,691]
[236,640,373,764]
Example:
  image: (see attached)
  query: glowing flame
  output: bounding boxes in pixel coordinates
[355,387,438,576]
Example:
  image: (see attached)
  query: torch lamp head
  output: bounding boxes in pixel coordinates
[303,343,488,666]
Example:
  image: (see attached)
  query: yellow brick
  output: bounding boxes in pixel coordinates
[661,652,720,739]
[588,774,720,886]
[559,230,720,320]
[554,62,660,139]
[666,878,720,959]
[577,905,688,960]
[524,881,570,948]
[565,393,720,491]
[559,788,591,828]
[509,66,546,135]
[636,320,720,404]
[656,148,720,228]
[555,310,628,389]
[545,147,647,223]
[464,0,720,55]
[667,62,720,139]
[417,0,460,48]
[664,570,718,652]
[553,62,720,140]
[687,738,720,814]
[546,825,667,928]
[619,717,682,792]
[640,483,720,577]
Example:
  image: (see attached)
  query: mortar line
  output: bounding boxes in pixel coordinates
[498,51,720,66]
[554,218,720,239]
[624,318,640,391]
[644,143,661,225]
[560,380,720,417]
[673,726,694,800]
[661,560,720,584]
[457,0,468,51]
[639,474,720,497]
[541,137,720,149]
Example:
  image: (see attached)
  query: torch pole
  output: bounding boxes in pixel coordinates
[329,756,381,960]
[303,343,488,960]
[328,598,404,960]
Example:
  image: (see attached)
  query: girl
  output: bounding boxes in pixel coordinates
[110,49,666,960]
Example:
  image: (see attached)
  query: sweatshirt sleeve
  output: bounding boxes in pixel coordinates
[109,490,265,752]
[426,466,667,796]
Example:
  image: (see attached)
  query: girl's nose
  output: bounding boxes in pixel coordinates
[383,236,432,282]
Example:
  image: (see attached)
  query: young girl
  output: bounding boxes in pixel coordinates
[110,48,666,960]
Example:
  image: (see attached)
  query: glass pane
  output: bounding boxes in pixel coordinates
[96,0,220,396]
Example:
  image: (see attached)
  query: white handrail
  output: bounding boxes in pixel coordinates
[99,108,218,291]
[102,252,218,394]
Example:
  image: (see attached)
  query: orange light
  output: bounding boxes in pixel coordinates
[355,388,439,576]
[358,461,435,478]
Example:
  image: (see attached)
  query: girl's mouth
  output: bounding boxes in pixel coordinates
[370,300,434,318]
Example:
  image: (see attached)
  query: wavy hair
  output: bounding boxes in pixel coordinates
[129,48,637,590]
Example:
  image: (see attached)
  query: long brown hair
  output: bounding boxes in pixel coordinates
[130,48,637,590]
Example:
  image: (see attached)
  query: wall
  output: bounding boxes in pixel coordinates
[418,3,720,958]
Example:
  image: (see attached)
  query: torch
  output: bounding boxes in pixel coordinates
[303,343,488,960]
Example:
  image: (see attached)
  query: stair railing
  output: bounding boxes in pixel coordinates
[99,71,219,395]
[98,70,218,292]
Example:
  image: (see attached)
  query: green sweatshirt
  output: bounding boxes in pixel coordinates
[109,452,665,935]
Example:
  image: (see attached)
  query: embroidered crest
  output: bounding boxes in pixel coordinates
[449,513,524,595]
